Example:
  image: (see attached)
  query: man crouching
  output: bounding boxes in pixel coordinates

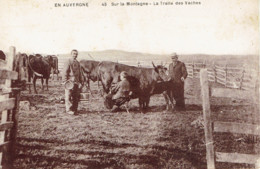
[104,71,132,111]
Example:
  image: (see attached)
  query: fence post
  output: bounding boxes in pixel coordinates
[203,59,206,68]
[254,73,260,144]
[213,62,216,83]
[192,60,194,78]
[224,63,228,87]
[0,46,15,167]
[200,69,215,169]
[239,67,245,90]
[9,89,20,167]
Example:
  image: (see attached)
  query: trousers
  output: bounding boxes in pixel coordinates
[171,81,185,109]
[65,84,81,112]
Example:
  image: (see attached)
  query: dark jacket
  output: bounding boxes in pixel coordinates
[62,58,83,83]
[168,61,188,83]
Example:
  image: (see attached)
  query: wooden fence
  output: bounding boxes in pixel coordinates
[186,62,258,90]
[0,47,21,168]
[200,69,260,169]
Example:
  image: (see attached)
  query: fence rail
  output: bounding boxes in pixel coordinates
[200,69,260,169]
[185,62,258,90]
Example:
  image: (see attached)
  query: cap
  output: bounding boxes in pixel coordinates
[170,52,178,58]
[120,71,128,78]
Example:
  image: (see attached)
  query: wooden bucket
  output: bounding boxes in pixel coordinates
[80,92,90,101]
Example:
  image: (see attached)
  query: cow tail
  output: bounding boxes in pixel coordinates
[97,62,103,88]
[97,62,105,96]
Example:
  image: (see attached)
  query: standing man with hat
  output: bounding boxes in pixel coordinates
[168,53,188,111]
[62,49,84,115]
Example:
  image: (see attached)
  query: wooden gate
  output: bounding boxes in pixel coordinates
[200,68,260,169]
[0,47,21,168]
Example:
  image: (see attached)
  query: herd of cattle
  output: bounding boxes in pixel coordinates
[1,50,175,111]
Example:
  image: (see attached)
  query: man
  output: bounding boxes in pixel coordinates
[62,49,84,115]
[104,71,132,111]
[111,71,132,104]
[168,53,188,111]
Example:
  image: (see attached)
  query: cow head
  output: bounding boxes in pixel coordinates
[51,56,59,74]
[81,64,98,82]
[152,62,168,82]
[45,55,54,69]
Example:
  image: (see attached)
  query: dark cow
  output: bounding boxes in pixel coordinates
[0,50,6,60]
[51,55,59,81]
[98,61,169,110]
[80,60,168,110]
[27,54,53,93]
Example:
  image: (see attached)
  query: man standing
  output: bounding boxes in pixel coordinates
[62,49,83,115]
[168,53,188,111]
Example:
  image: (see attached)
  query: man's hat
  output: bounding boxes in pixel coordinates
[170,52,178,58]
[120,71,128,77]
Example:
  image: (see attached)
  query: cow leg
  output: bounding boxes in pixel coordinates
[138,98,146,113]
[125,101,130,113]
[163,92,170,110]
[52,70,54,81]
[46,78,49,91]
[41,78,44,91]
[138,98,143,111]
[28,74,31,94]
[144,97,150,110]
[169,93,175,110]
[165,90,174,111]
[33,76,38,94]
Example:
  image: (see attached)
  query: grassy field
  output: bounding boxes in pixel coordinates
[12,77,259,169]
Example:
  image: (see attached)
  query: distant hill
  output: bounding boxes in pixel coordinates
[58,50,259,68]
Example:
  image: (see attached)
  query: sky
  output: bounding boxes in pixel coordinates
[0,0,259,55]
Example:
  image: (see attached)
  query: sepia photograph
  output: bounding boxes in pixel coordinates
[0,0,259,168]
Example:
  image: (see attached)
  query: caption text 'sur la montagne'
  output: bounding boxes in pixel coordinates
[54,1,201,7]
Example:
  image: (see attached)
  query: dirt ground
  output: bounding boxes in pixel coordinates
[12,78,259,169]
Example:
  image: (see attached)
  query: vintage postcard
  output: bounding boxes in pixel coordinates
[0,0,259,168]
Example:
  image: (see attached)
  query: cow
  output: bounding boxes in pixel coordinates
[0,50,6,60]
[80,60,169,110]
[98,61,169,110]
[51,55,59,81]
[27,54,54,93]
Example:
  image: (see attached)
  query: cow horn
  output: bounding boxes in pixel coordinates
[163,63,167,67]
[152,61,156,68]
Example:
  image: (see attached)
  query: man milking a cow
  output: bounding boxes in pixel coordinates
[62,49,84,115]
[168,52,188,111]
[62,50,187,114]
[104,71,133,111]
